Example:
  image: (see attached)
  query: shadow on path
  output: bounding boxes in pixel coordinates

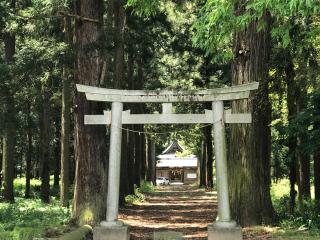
[119,185,217,239]
[119,185,273,239]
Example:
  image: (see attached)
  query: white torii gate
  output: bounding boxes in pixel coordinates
[77,82,259,240]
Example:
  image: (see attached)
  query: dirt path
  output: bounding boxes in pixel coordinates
[119,185,272,239]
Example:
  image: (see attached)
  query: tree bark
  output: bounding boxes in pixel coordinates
[40,84,51,203]
[199,139,207,187]
[140,134,147,181]
[0,139,2,188]
[296,84,311,201]
[315,149,320,203]
[73,0,107,226]
[113,0,125,89]
[25,100,32,198]
[54,117,60,188]
[134,125,142,187]
[285,56,298,213]
[60,15,72,207]
[127,128,135,194]
[137,57,146,182]
[2,0,16,203]
[126,52,135,194]
[315,102,320,204]
[113,0,127,205]
[205,125,213,188]
[146,139,156,184]
[229,7,275,225]
[119,130,128,206]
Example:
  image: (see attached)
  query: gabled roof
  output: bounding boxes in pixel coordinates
[161,140,184,155]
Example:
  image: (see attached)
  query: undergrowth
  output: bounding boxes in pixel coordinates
[271,180,320,238]
[0,198,71,240]
[125,181,155,204]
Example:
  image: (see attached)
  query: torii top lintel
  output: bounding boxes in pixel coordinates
[76,82,259,103]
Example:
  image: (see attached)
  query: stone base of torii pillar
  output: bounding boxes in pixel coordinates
[208,221,242,240]
[93,226,129,240]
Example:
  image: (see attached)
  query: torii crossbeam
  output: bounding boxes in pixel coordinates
[77,82,259,240]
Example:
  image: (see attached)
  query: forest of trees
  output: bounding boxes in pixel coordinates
[0,0,320,236]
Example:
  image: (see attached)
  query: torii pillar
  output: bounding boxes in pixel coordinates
[207,101,242,240]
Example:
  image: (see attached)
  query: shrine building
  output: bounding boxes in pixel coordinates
[156,141,198,184]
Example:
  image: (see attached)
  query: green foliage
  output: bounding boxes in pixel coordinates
[286,90,320,154]
[126,0,160,16]
[139,181,155,194]
[272,180,320,233]
[125,181,155,204]
[0,198,70,240]
[192,0,320,60]
[13,178,41,198]
[125,189,146,204]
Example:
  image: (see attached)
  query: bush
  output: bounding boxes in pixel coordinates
[125,182,154,204]
[125,187,146,204]
[139,181,155,194]
[272,182,320,231]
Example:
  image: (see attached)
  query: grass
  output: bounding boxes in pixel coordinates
[248,180,320,239]
[271,179,315,200]
[0,198,70,240]
[0,177,72,240]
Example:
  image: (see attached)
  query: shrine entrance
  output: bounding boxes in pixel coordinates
[169,169,183,182]
[77,82,259,240]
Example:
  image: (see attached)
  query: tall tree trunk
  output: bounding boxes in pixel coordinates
[119,130,128,206]
[137,57,146,182]
[127,129,135,194]
[199,139,207,187]
[0,139,2,188]
[285,57,297,213]
[113,0,125,89]
[134,125,142,187]
[25,101,32,198]
[126,52,135,194]
[40,85,51,203]
[60,15,72,207]
[113,0,127,205]
[73,0,107,226]
[205,125,213,188]
[146,139,156,184]
[315,150,320,203]
[229,8,275,226]
[2,0,16,203]
[315,105,320,204]
[140,134,147,181]
[296,84,311,201]
[54,117,60,188]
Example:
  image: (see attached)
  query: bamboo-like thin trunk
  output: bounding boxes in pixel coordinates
[40,84,51,203]
[25,101,32,198]
[205,125,213,188]
[199,139,207,187]
[60,15,72,207]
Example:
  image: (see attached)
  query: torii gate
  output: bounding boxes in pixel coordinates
[77,82,259,240]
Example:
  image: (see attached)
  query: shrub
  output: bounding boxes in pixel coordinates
[139,181,155,194]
